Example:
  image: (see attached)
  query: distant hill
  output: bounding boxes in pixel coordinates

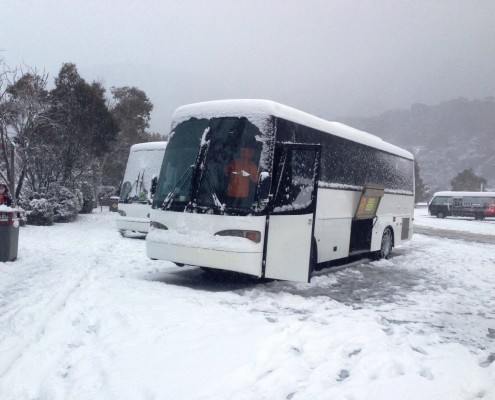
[341,97,495,192]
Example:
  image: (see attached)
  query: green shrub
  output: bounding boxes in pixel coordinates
[20,185,80,224]
[78,181,94,214]
[26,198,54,226]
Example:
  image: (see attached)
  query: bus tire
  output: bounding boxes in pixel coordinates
[373,227,393,260]
[436,211,445,218]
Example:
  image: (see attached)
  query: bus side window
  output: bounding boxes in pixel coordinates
[291,150,316,209]
[272,148,317,212]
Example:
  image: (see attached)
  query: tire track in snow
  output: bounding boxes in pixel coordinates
[233,233,495,357]
[0,222,121,380]
[0,261,98,379]
[414,225,495,244]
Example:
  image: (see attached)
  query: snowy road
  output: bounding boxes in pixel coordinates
[0,210,494,399]
[414,225,495,244]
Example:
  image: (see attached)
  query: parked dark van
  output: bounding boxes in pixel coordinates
[428,191,495,220]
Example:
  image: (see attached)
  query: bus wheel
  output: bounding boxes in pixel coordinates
[373,227,393,260]
[436,211,445,218]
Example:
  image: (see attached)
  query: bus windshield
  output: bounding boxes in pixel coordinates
[153,116,264,214]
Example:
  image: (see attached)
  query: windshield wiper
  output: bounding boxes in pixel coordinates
[204,168,225,212]
[162,165,193,210]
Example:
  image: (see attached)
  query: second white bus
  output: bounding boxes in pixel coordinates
[116,141,167,235]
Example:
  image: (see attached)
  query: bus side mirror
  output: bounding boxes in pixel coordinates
[150,177,158,195]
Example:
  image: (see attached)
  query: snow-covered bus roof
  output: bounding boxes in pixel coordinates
[130,141,168,151]
[172,99,413,160]
[432,191,495,198]
[122,141,167,184]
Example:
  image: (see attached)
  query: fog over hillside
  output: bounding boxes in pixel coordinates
[3,2,495,134]
[342,97,495,192]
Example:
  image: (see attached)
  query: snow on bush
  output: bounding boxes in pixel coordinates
[19,185,81,225]
[26,198,55,226]
[46,184,80,222]
[78,181,95,214]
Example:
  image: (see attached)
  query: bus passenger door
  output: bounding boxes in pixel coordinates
[264,144,321,283]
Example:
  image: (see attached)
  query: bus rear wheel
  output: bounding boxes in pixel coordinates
[436,211,445,218]
[373,227,393,260]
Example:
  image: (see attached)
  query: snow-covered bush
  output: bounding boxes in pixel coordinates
[26,198,54,226]
[45,184,80,222]
[19,185,80,224]
[78,181,94,214]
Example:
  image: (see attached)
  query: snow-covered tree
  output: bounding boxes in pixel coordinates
[414,161,429,203]
[0,63,16,197]
[451,168,487,191]
[5,69,52,197]
[102,86,155,189]
[49,63,119,187]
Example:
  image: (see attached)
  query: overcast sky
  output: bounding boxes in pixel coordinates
[2,0,495,133]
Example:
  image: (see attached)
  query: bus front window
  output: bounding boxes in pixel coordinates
[153,118,206,208]
[195,117,263,213]
[154,116,267,214]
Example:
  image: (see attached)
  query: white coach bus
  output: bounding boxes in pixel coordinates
[146,100,414,282]
[116,141,167,236]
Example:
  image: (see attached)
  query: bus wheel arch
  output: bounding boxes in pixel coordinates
[373,226,394,261]
[436,211,445,218]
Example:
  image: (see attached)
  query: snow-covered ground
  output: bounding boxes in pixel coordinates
[0,209,494,400]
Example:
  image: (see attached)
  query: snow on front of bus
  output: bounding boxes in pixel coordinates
[200,127,210,147]
[170,100,275,171]
[171,100,273,135]
[122,142,167,192]
[147,226,259,252]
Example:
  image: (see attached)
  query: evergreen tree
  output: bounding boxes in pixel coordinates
[111,86,153,143]
[414,161,428,203]
[451,168,487,191]
[49,63,118,187]
[102,86,155,189]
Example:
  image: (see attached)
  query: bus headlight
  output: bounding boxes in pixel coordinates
[150,221,168,230]
[215,230,261,243]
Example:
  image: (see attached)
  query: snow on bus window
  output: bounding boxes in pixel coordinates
[272,148,317,213]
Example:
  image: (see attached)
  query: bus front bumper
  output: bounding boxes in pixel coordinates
[146,228,263,277]
[116,216,150,233]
